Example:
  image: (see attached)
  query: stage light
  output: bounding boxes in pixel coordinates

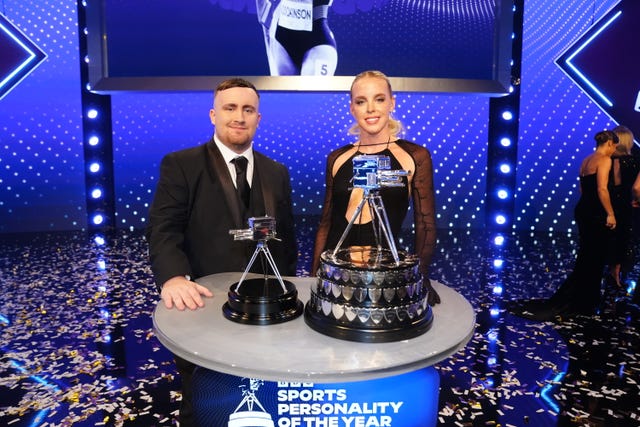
[89,162,100,173]
[94,235,105,245]
[497,189,509,199]
[84,55,90,63]
[499,163,511,173]
[493,259,504,268]
[91,188,102,199]
[501,111,513,120]
[493,284,503,294]
[493,235,505,245]
[495,214,507,225]
[87,109,98,119]
[500,137,511,147]
[97,258,106,270]
[489,307,500,317]
[88,136,99,146]
[92,213,104,225]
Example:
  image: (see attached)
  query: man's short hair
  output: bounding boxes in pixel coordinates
[215,78,260,98]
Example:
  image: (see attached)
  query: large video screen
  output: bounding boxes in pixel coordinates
[86,0,513,94]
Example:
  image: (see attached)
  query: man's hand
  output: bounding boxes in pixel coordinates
[160,276,213,310]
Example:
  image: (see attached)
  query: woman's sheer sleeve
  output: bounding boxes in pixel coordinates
[311,149,341,275]
[409,145,439,304]
[410,147,437,277]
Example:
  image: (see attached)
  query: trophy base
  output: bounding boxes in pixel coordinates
[223,278,303,325]
[304,247,433,343]
[304,304,433,343]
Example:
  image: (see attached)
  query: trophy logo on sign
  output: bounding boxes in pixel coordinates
[223,216,303,325]
[227,378,274,427]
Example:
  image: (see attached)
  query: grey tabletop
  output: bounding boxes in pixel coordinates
[153,272,475,383]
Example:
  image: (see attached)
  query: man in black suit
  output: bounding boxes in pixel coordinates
[146,78,297,425]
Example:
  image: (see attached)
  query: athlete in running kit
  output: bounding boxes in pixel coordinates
[256,0,337,76]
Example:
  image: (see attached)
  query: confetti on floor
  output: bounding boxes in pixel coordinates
[0,226,638,426]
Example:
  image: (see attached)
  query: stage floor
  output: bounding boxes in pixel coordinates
[0,223,638,426]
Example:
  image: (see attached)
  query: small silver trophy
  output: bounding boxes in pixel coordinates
[223,216,303,325]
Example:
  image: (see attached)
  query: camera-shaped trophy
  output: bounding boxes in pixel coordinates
[223,216,303,325]
[304,154,434,343]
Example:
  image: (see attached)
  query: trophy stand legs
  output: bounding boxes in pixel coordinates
[331,189,400,265]
[235,241,287,293]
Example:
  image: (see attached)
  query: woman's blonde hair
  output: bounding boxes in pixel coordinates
[613,125,635,155]
[348,70,404,138]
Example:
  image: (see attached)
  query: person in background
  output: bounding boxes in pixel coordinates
[509,130,619,321]
[146,78,297,426]
[312,70,440,305]
[605,125,640,289]
[256,0,337,75]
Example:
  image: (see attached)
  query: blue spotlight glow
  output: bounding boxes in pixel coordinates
[490,307,500,317]
[493,235,505,246]
[497,189,509,199]
[501,111,513,120]
[87,109,98,119]
[97,259,106,270]
[499,163,511,173]
[493,284,503,295]
[89,162,101,173]
[94,235,105,245]
[500,138,511,147]
[493,259,504,268]
[495,214,507,225]
[92,213,104,225]
[88,136,99,146]
[91,188,102,199]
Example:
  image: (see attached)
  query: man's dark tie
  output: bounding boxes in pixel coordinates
[232,156,250,208]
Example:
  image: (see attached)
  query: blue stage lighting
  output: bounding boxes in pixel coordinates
[501,110,513,120]
[91,188,102,199]
[92,213,104,225]
[89,162,101,173]
[493,235,505,245]
[497,189,508,199]
[500,137,511,147]
[88,136,99,146]
[499,163,511,173]
[87,109,98,119]
[495,214,506,225]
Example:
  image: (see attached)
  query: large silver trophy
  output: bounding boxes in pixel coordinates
[223,216,303,325]
[304,155,434,342]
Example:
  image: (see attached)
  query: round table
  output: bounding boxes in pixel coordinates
[153,272,475,383]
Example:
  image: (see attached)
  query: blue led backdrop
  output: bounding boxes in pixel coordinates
[0,0,622,234]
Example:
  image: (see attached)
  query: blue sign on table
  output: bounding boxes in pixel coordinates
[192,367,439,427]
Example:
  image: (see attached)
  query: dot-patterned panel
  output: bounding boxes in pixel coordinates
[110,92,490,231]
[515,0,619,232]
[0,0,626,234]
[0,0,86,233]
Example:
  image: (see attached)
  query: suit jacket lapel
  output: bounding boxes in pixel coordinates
[206,140,244,227]
[255,153,276,216]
